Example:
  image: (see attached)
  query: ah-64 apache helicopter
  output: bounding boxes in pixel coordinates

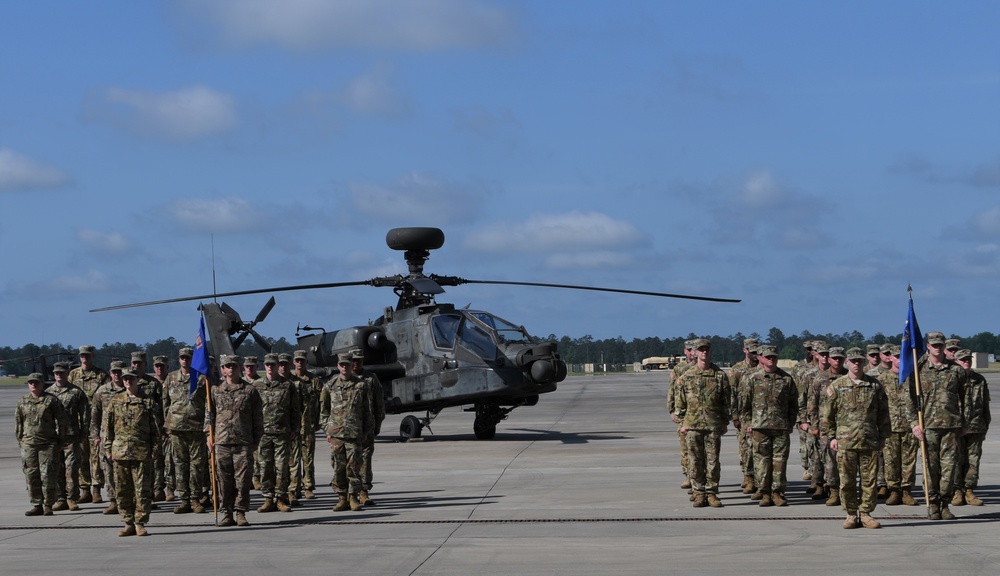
[93,227,739,440]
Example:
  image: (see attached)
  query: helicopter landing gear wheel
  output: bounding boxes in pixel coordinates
[400,415,423,440]
[473,417,497,440]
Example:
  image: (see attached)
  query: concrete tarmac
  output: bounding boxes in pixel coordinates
[1,373,998,575]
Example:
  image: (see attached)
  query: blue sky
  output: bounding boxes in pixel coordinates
[1,1,998,349]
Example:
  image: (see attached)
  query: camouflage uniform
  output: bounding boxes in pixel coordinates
[134,360,166,497]
[103,386,161,527]
[68,360,108,494]
[805,366,845,491]
[48,370,88,505]
[739,356,798,499]
[208,371,264,516]
[16,380,68,512]
[253,373,301,504]
[877,366,919,497]
[162,367,208,506]
[667,349,695,483]
[729,352,760,484]
[361,370,386,494]
[956,364,990,496]
[821,371,891,517]
[321,373,374,500]
[674,359,731,499]
[289,361,320,498]
[910,348,968,515]
[91,377,126,501]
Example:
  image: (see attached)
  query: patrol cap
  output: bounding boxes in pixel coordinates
[277,353,293,364]
[692,338,711,350]
[954,349,973,361]
[27,373,45,383]
[336,353,352,365]
[130,351,147,363]
[925,331,946,345]
[220,354,239,367]
[866,344,881,355]
[79,345,97,355]
[684,340,695,351]
[757,345,778,358]
[53,362,69,373]
[293,350,308,361]
[121,368,138,379]
[110,360,127,371]
[945,338,961,351]
[244,356,258,366]
[846,347,866,361]
[154,355,169,366]
[803,340,814,350]
[349,349,365,360]
[178,347,193,358]
[812,341,830,353]
[880,343,893,354]
[889,344,901,356]
[828,347,846,359]
[263,353,279,365]
[743,338,759,349]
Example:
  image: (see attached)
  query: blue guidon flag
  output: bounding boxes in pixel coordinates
[191,317,210,395]
[899,289,924,386]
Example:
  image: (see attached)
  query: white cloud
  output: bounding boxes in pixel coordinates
[76,228,131,254]
[42,270,112,294]
[178,0,516,52]
[167,197,263,232]
[96,86,238,141]
[465,212,646,254]
[0,149,70,191]
[348,172,482,225]
[341,63,409,117]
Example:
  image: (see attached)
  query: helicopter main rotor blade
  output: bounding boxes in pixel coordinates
[231,331,249,350]
[459,279,741,303]
[254,296,277,325]
[90,281,370,312]
[249,329,272,352]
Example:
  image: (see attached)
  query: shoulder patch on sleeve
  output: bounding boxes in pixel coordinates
[825,386,835,397]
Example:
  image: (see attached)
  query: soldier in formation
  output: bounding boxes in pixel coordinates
[253,353,300,513]
[952,348,990,507]
[728,338,759,495]
[291,349,321,500]
[152,355,175,501]
[48,362,88,511]
[68,345,107,504]
[321,349,374,512]
[667,340,696,492]
[16,373,68,516]
[91,360,127,515]
[876,345,920,506]
[354,350,385,506]
[162,347,209,514]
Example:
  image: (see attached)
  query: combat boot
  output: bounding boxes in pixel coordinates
[257,497,277,513]
[118,522,136,537]
[803,470,812,481]
[135,524,148,537]
[103,499,118,515]
[706,494,723,508]
[165,486,175,502]
[218,512,235,527]
[825,487,840,507]
[154,488,166,502]
[750,490,764,501]
[43,506,54,516]
[940,505,956,521]
[288,492,299,506]
[759,493,773,507]
[276,497,292,512]
[52,500,68,511]
[966,489,984,506]
[350,494,365,511]
[173,500,192,514]
[951,490,965,506]
[901,488,918,506]
[859,513,881,529]
[304,489,315,499]
[77,490,93,504]
[742,476,756,494]
[200,494,212,508]
[236,511,250,526]
[680,479,692,490]
[928,502,942,521]
[811,484,827,500]
[359,490,375,506]
[692,494,707,508]
[842,513,858,529]
[191,500,206,514]
[740,476,748,489]
[252,477,261,491]
[771,492,787,507]
[24,505,44,517]
[92,487,103,504]
[67,499,79,511]
[332,495,350,512]
[885,488,902,506]
[876,485,888,500]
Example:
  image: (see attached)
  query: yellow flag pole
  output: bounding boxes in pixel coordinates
[205,375,219,522]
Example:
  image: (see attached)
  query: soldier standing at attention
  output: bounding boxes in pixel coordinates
[353,349,385,506]
[68,345,107,504]
[797,341,828,498]
[16,373,68,516]
[808,346,847,506]
[911,331,968,521]
[253,353,300,513]
[729,338,759,495]
[92,361,127,515]
[944,339,961,362]
[739,345,798,507]
[822,348,891,529]
[48,362,88,511]
[866,344,890,500]
[952,349,989,507]
[243,356,259,382]
[131,351,167,503]
[292,349,321,500]
[162,347,208,514]
[674,339,731,508]
[103,368,160,537]
[152,355,174,501]
[278,353,304,505]
[791,340,816,483]
[877,345,920,506]
[321,350,373,512]
[668,340,696,492]
[207,355,264,528]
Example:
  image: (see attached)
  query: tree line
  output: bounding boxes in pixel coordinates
[3,328,999,376]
